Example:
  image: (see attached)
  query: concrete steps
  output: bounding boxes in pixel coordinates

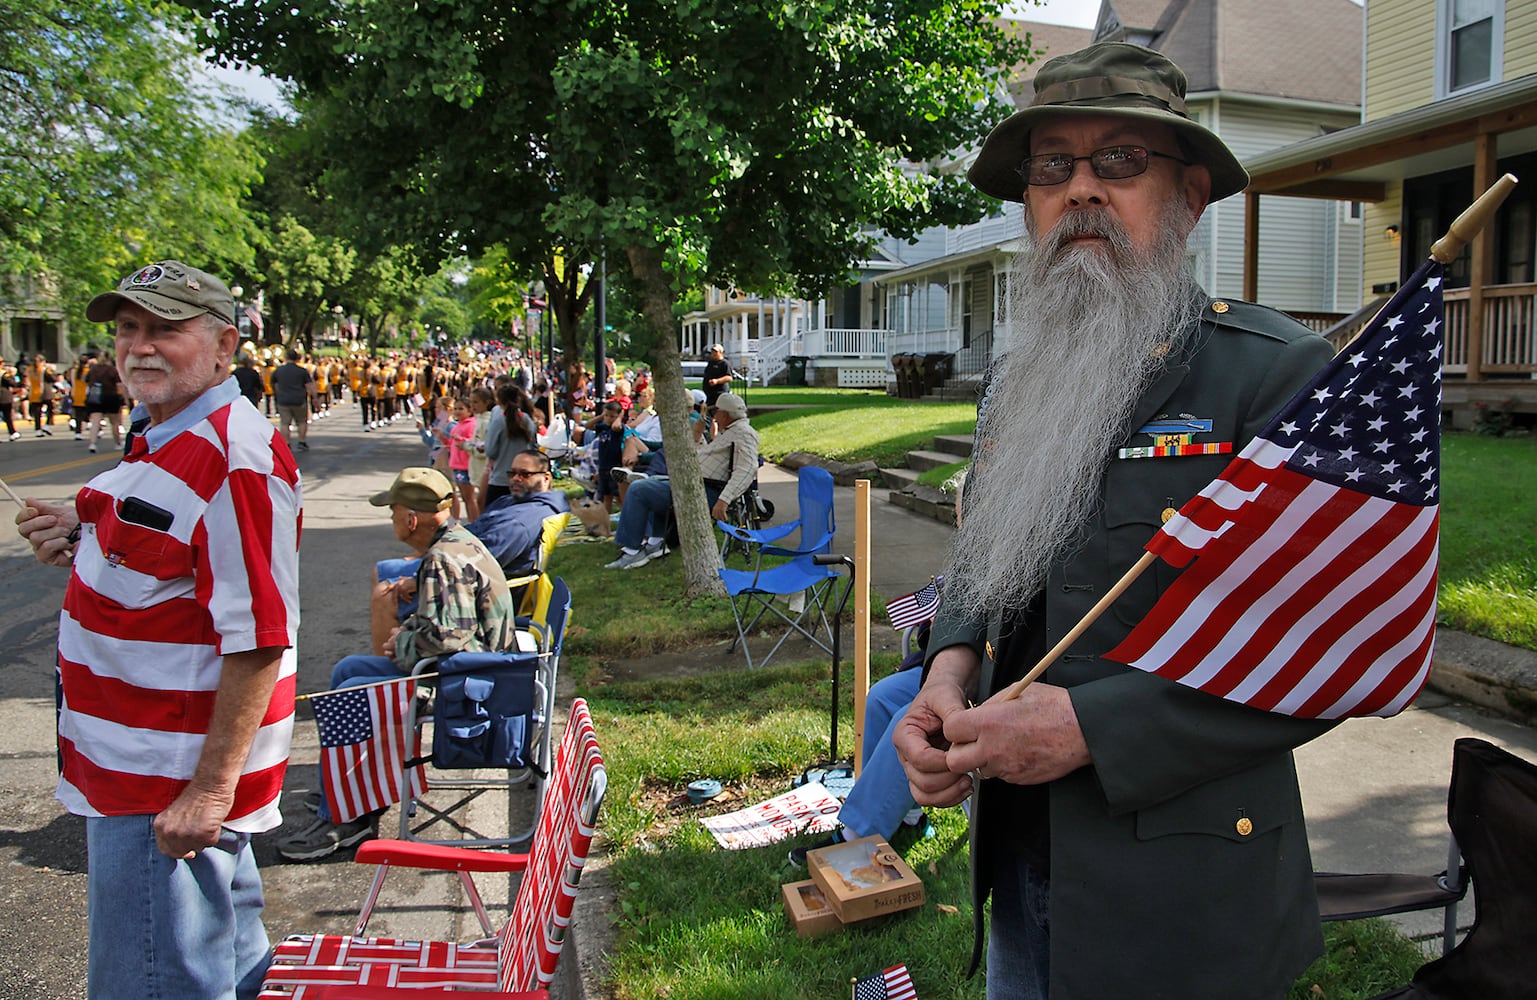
[905,449,963,473]
[931,434,974,457]
[879,467,921,490]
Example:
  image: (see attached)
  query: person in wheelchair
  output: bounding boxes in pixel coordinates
[278,467,516,861]
[604,392,758,570]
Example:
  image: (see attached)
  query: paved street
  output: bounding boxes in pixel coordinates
[1,403,1535,998]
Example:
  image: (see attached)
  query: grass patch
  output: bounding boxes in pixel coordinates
[753,400,975,466]
[1437,433,1537,648]
[1286,919,1431,999]
[916,460,969,491]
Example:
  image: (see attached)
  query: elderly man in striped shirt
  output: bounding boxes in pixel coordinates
[17,261,302,999]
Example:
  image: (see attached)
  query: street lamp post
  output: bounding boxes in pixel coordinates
[231,285,244,340]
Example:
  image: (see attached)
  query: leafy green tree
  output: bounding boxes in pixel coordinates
[0,0,261,331]
[262,216,356,349]
[344,247,424,357]
[195,0,1023,594]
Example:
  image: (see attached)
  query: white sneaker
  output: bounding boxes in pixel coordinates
[605,548,652,570]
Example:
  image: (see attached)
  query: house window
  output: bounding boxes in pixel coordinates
[1436,0,1503,97]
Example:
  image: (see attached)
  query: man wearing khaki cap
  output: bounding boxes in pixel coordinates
[278,467,515,861]
[16,260,302,997]
[894,42,1337,998]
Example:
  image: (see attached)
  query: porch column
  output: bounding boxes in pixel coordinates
[1467,132,1497,383]
[1243,191,1260,302]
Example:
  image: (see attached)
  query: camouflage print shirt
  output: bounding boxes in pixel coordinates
[395,523,515,665]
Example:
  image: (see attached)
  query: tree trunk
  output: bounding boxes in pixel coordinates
[625,242,725,597]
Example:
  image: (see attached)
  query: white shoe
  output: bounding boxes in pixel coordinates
[88,444,97,453]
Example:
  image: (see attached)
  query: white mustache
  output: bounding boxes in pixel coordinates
[123,357,169,374]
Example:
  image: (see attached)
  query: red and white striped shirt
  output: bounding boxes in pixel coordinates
[56,378,302,833]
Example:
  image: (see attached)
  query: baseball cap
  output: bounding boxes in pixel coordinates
[85,260,237,326]
[714,393,748,419]
[708,343,724,353]
[369,467,455,513]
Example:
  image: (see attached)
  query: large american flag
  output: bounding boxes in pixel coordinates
[315,677,427,823]
[1104,260,1445,719]
[853,963,916,1000]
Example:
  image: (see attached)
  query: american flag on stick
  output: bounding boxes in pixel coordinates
[314,676,427,823]
[853,963,916,1000]
[1103,259,1447,719]
[886,577,943,630]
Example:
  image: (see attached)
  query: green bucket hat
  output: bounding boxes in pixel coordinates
[85,260,237,326]
[370,467,455,513]
[967,41,1249,205]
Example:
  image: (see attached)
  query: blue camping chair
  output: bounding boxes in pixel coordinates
[396,577,572,848]
[716,466,844,670]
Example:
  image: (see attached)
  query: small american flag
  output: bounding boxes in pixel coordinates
[244,304,264,332]
[1105,260,1445,719]
[853,963,916,1000]
[886,577,942,630]
[315,677,426,823]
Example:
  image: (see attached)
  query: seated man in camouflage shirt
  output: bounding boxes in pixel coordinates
[279,467,515,860]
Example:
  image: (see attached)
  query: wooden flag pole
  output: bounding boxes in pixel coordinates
[987,173,1519,708]
[1431,173,1517,264]
[852,479,871,777]
[294,671,438,702]
[0,475,29,510]
[990,551,1156,704]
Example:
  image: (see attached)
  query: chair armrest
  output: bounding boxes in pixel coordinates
[762,527,835,559]
[716,519,801,546]
[506,572,539,590]
[355,838,530,874]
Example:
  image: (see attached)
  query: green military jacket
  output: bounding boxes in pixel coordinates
[396,523,516,665]
[929,298,1338,999]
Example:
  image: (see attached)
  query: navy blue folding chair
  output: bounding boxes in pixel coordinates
[716,466,844,669]
[397,578,572,847]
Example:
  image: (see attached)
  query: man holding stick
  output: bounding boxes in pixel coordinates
[14,260,302,997]
[894,43,1338,998]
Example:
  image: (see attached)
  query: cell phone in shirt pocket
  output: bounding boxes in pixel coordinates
[118,496,175,533]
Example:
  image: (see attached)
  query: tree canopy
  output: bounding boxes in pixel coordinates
[0,0,262,326]
[194,0,1027,592]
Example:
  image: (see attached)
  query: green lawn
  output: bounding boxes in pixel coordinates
[1437,433,1537,648]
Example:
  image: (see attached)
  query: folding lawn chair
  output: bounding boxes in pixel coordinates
[506,511,570,616]
[1354,738,1537,999]
[716,466,845,670]
[396,579,572,848]
[259,698,606,998]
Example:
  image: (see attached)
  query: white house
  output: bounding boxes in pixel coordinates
[683,0,1366,393]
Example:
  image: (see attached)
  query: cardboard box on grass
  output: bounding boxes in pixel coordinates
[807,835,924,924]
[781,879,844,937]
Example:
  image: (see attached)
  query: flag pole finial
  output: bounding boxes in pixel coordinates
[1430,173,1518,264]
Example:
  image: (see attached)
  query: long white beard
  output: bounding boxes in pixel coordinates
[942,197,1204,621]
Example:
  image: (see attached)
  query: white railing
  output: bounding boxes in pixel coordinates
[883,329,965,361]
[802,327,889,357]
[749,334,795,386]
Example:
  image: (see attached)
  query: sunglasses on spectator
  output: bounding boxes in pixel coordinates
[1017,145,1190,186]
[508,468,548,479]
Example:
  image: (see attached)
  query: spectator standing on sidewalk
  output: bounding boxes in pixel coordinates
[15,259,302,998]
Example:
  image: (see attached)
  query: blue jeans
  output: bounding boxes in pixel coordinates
[612,476,723,551]
[837,668,923,840]
[314,654,408,824]
[986,851,1051,1000]
[86,814,270,999]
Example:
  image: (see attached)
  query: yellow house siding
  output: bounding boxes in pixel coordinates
[1505,1,1537,79]
[1362,185,1405,300]
[1365,1,1435,121]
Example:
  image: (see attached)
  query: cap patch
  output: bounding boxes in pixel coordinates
[127,265,165,287]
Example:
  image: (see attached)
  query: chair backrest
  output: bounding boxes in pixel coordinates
[796,466,836,554]
[497,698,606,992]
[518,571,556,621]
[1406,738,1537,996]
[533,512,570,574]
[542,577,572,658]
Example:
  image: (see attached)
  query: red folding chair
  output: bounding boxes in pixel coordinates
[259,698,606,998]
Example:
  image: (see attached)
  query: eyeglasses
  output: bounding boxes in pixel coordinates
[1017,145,1190,187]
[508,468,548,479]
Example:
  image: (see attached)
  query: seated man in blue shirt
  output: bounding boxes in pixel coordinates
[371,448,568,651]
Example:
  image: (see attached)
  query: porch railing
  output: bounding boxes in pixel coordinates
[1444,283,1537,375]
[802,327,888,357]
[748,334,795,386]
